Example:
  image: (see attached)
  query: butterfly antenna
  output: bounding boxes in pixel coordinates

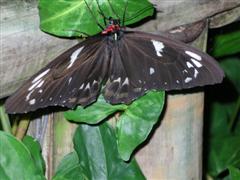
[107,0,121,20]
[95,0,107,26]
[122,0,128,27]
[83,0,104,30]
[124,5,153,22]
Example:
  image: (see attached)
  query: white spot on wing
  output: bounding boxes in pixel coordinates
[79,83,84,90]
[151,40,164,57]
[37,80,44,88]
[29,99,36,105]
[67,47,84,69]
[68,77,72,84]
[32,69,50,83]
[169,26,185,34]
[194,69,199,78]
[38,89,43,93]
[185,77,192,83]
[113,77,121,83]
[150,67,155,75]
[28,79,41,91]
[186,61,194,68]
[191,58,202,68]
[176,80,180,84]
[26,90,34,101]
[85,83,90,90]
[185,51,202,61]
[122,77,129,85]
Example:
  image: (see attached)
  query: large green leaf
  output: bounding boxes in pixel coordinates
[0,131,45,180]
[22,136,45,176]
[73,123,145,180]
[229,166,240,180]
[65,91,165,160]
[53,151,86,180]
[220,57,240,93]
[117,91,165,160]
[207,136,240,176]
[211,23,240,57]
[207,102,237,137]
[39,0,154,37]
[64,95,127,124]
[206,100,240,176]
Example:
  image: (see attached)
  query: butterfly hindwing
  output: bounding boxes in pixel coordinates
[103,31,224,104]
[104,40,145,104]
[5,29,224,113]
[5,35,109,113]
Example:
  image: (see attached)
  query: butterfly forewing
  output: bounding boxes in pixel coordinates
[5,35,109,113]
[5,29,224,114]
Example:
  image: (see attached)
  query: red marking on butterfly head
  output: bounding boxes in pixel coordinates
[101,17,121,35]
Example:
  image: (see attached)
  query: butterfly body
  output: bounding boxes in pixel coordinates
[5,18,224,114]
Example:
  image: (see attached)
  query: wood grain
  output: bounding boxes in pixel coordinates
[1,0,239,98]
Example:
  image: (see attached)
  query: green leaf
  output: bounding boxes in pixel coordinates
[65,91,165,160]
[207,136,240,176]
[211,23,240,57]
[53,151,86,180]
[22,136,46,176]
[39,0,154,37]
[207,102,237,137]
[228,166,240,180]
[220,57,240,93]
[117,91,165,160]
[64,95,127,124]
[73,123,145,180]
[0,131,45,180]
[206,100,240,177]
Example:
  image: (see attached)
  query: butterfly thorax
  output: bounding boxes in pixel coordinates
[101,18,123,41]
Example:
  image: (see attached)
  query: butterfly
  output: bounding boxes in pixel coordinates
[5,17,224,114]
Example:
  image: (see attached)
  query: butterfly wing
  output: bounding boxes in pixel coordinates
[104,31,224,104]
[5,35,109,114]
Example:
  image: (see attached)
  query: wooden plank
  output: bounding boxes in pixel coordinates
[210,6,240,28]
[134,23,208,179]
[138,0,240,32]
[1,0,239,98]
[0,0,78,98]
[136,92,204,179]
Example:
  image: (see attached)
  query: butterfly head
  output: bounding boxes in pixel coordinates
[101,17,122,41]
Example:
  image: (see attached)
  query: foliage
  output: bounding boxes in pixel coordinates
[54,122,145,180]
[39,0,154,37]
[210,23,240,58]
[204,22,240,179]
[65,91,165,161]
[0,132,46,180]
[0,124,145,180]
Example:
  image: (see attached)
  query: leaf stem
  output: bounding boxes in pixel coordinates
[0,103,12,133]
[11,116,19,135]
[229,96,240,132]
[15,116,30,140]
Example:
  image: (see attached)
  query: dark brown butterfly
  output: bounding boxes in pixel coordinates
[5,18,224,114]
